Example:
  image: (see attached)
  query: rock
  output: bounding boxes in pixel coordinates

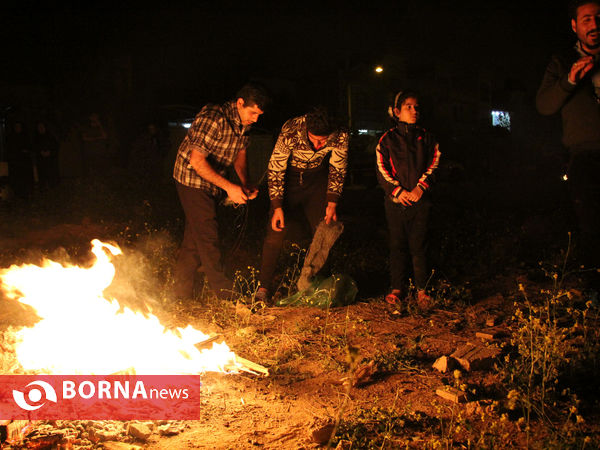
[89,428,120,442]
[451,343,501,371]
[158,423,183,436]
[127,423,152,441]
[311,423,335,444]
[432,356,455,373]
[435,386,467,403]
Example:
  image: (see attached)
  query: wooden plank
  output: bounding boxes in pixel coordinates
[236,356,269,376]
[436,386,467,403]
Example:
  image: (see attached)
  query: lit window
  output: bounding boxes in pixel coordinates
[491,110,511,131]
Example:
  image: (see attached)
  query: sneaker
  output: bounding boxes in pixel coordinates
[417,290,433,311]
[385,289,403,305]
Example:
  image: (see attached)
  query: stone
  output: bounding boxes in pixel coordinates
[158,423,183,436]
[127,423,152,441]
[451,343,501,371]
[432,356,455,373]
[435,386,467,403]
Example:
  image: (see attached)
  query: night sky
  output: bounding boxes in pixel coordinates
[1,1,575,128]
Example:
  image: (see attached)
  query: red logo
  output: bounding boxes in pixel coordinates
[0,375,200,420]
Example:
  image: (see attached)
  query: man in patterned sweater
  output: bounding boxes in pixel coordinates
[173,83,269,300]
[256,107,348,300]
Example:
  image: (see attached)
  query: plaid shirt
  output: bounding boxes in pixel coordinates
[173,101,250,196]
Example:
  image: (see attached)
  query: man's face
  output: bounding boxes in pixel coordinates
[572,3,600,52]
[236,99,264,126]
[307,132,329,150]
[394,97,420,124]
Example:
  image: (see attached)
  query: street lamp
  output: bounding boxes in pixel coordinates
[347,65,384,132]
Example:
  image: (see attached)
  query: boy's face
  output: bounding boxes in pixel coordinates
[394,97,419,124]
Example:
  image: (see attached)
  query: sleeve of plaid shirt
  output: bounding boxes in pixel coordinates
[187,111,224,156]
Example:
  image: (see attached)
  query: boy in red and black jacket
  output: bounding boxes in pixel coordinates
[376,90,441,309]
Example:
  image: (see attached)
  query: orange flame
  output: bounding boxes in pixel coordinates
[0,240,243,375]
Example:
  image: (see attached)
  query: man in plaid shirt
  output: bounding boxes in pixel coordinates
[173,83,269,300]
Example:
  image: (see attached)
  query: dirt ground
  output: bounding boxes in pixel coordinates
[0,172,599,448]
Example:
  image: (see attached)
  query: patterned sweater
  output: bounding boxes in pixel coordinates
[267,115,348,208]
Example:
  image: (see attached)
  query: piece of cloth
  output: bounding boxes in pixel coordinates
[376,122,441,199]
[173,182,232,298]
[267,114,348,208]
[259,165,329,290]
[536,44,600,152]
[384,198,431,290]
[173,100,250,196]
[297,220,344,291]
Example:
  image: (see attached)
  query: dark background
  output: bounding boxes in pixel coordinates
[1,1,572,127]
[0,1,582,283]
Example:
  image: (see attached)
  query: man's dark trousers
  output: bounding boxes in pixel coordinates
[174,182,231,298]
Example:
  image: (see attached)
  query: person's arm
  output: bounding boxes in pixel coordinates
[233,148,258,199]
[267,124,293,231]
[189,149,248,204]
[324,132,349,224]
[536,54,583,116]
[375,132,405,198]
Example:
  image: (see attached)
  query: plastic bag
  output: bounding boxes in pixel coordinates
[276,274,358,308]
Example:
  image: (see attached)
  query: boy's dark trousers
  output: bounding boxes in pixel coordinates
[384,197,431,290]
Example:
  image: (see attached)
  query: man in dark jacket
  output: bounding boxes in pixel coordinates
[536,0,600,287]
[376,90,441,309]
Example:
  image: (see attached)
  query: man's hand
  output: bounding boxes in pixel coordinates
[569,56,595,84]
[243,184,259,200]
[226,184,248,204]
[324,202,337,224]
[271,207,285,231]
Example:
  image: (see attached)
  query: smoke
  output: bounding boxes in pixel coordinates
[103,231,178,315]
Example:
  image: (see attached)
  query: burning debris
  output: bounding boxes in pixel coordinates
[0,239,266,376]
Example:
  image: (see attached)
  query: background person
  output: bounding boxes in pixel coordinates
[536,0,600,289]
